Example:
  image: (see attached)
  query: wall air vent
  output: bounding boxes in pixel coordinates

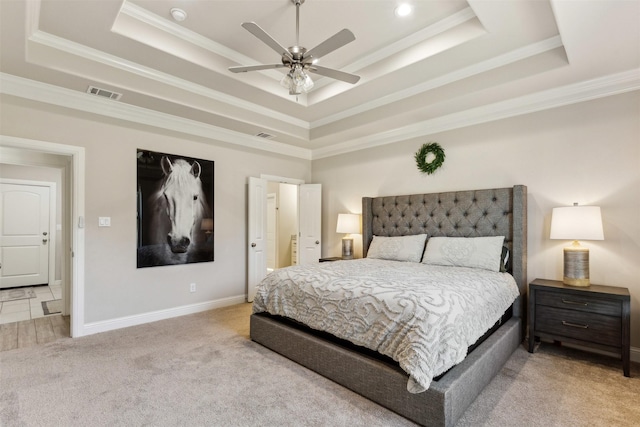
[255,132,275,140]
[86,86,122,101]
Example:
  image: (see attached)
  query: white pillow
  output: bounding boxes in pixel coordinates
[366,234,428,263]
[421,236,505,272]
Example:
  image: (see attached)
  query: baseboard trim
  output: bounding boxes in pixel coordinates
[81,294,246,337]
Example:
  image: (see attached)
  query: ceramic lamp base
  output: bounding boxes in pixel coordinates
[563,245,590,287]
[341,237,354,260]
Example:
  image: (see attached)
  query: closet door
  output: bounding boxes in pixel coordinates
[247,177,267,302]
[298,184,321,265]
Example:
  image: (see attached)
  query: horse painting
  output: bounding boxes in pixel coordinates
[137,151,214,268]
[155,156,207,253]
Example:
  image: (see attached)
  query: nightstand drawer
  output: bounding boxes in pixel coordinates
[529,279,631,377]
[536,290,621,316]
[535,305,621,347]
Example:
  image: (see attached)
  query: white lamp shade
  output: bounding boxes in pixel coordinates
[550,206,604,241]
[336,213,360,234]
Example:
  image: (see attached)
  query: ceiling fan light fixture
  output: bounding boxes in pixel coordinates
[293,66,314,89]
[230,0,358,95]
[280,73,294,90]
[281,65,314,95]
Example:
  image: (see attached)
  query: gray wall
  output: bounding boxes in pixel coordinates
[0,99,310,324]
[312,91,640,348]
[1,87,638,350]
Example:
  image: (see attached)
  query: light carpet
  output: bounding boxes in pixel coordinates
[1,303,638,426]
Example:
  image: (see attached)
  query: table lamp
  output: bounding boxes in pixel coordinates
[550,203,604,286]
[336,213,360,259]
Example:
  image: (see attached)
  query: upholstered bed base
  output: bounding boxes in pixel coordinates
[251,314,521,427]
[250,185,527,426]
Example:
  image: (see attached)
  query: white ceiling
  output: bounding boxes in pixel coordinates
[1,0,639,159]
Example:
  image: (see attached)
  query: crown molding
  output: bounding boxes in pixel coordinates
[311,35,564,128]
[3,68,637,162]
[118,1,276,74]
[26,1,490,116]
[3,64,637,163]
[27,30,310,132]
[354,7,478,74]
[22,0,566,135]
[116,1,287,84]
[0,73,312,160]
[311,68,640,159]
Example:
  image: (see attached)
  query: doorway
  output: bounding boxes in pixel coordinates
[267,181,298,271]
[247,176,321,302]
[0,136,85,337]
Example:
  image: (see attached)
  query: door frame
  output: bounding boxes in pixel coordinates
[266,192,277,270]
[247,174,322,301]
[261,174,305,266]
[0,179,57,290]
[0,135,86,338]
[260,175,305,186]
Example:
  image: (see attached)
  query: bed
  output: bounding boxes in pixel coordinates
[250,185,527,427]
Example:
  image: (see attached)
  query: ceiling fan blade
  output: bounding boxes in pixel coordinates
[241,22,292,60]
[229,64,286,73]
[308,65,360,84]
[302,29,355,61]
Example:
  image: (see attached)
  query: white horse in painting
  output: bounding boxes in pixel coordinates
[153,156,207,254]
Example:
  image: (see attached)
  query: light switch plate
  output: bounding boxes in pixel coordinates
[99,217,111,227]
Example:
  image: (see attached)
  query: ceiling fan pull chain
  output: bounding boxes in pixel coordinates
[295,0,301,47]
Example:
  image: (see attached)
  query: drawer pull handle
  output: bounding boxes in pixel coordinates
[562,299,588,306]
[562,321,589,329]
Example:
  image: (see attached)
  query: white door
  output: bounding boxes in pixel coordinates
[247,179,322,301]
[0,183,51,288]
[266,193,277,271]
[247,177,267,302]
[298,184,322,265]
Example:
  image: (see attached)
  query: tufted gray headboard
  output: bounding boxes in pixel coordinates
[362,185,527,318]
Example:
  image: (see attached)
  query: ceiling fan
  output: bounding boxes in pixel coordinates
[229,0,360,95]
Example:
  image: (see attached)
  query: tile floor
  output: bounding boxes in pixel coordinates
[0,284,62,325]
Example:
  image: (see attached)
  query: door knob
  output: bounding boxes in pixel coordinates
[251,243,256,247]
[315,240,320,244]
[43,239,48,244]
[43,232,48,236]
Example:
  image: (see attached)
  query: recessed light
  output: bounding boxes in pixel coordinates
[394,3,413,17]
[170,7,187,22]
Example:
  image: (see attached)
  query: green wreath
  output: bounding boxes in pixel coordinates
[415,142,445,174]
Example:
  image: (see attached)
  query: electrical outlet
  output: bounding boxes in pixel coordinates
[190,283,196,293]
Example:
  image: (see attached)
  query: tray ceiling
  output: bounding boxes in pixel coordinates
[0,0,638,159]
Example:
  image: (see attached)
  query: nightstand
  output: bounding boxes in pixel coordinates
[319,257,342,262]
[528,278,630,377]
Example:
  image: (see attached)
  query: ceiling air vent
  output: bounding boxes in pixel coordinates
[86,86,122,101]
[255,132,275,140]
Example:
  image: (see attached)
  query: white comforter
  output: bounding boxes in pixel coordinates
[252,258,520,393]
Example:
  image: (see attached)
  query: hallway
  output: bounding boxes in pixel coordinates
[0,314,70,351]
